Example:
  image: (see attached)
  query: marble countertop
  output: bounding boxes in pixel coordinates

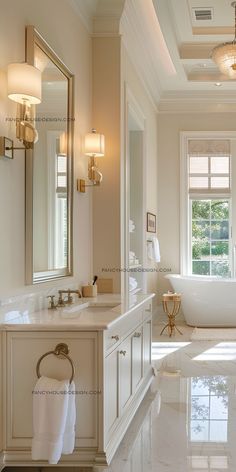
[0,293,155,331]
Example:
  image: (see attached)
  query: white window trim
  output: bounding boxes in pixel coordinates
[180,131,236,276]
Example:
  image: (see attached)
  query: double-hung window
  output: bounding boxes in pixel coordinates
[181,133,234,277]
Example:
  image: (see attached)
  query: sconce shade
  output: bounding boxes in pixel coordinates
[7,63,42,105]
[84,130,105,157]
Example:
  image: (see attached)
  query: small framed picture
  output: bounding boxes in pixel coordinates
[147,212,156,233]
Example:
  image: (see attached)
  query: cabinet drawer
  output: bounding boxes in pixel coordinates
[142,300,152,321]
[104,327,122,352]
[105,307,143,354]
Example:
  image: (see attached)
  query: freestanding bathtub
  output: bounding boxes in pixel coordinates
[166,274,236,327]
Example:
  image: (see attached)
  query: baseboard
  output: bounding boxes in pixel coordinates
[0,453,4,471]
[3,447,98,468]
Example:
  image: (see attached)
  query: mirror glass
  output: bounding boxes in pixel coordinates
[26,28,74,283]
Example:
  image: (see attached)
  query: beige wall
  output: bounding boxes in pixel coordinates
[0,0,92,297]
[92,37,121,292]
[157,112,236,300]
[121,45,158,301]
[0,1,159,301]
[91,38,159,297]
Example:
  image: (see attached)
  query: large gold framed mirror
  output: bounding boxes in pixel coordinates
[25,26,74,284]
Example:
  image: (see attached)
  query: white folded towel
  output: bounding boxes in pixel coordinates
[129,219,135,232]
[32,376,76,464]
[129,276,138,291]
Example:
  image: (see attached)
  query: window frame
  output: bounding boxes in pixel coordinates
[180,131,236,276]
[189,197,231,277]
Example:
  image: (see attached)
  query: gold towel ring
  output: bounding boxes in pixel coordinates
[36,343,75,384]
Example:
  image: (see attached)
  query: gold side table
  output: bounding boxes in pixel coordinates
[160,292,183,337]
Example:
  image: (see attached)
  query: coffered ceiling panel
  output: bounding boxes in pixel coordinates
[152,0,236,90]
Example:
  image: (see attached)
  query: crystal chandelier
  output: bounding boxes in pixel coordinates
[211,1,236,78]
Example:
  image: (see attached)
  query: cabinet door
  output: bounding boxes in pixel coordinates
[104,349,119,440]
[119,336,132,415]
[131,328,142,394]
[0,333,2,459]
[6,331,98,449]
[143,319,152,376]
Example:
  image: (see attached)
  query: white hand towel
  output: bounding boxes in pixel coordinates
[32,376,76,464]
[62,381,76,454]
[152,237,161,263]
[147,241,153,260]
[147,237,161,263]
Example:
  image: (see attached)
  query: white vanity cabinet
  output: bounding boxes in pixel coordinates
[0,332,3,471]
[5,332,98,451]
[2,296,153,468]
[104,301,153,459]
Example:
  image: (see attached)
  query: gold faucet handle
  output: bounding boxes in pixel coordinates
[57,291,66,307]
[67,289,73,305]
[47,295,57,310]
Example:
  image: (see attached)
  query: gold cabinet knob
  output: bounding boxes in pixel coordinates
[119,350,126,356]
[133,332,141,338]
[111,335,119,341]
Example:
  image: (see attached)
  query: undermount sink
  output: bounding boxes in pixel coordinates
[80,306,117,314]
[61,303,119,315]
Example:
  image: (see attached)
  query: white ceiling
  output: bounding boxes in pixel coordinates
[153,0,236,91]
[70,0,236,111]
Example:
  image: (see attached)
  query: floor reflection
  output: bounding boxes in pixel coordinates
[99,341,236,472]
[190,376,228,443]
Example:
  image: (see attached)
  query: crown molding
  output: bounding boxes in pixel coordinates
[96,0,125,18]
[68,0,125,34]
[68,0,97,33]
[158,90,236,113]
[120,4,162,109]
[92,16,121,36]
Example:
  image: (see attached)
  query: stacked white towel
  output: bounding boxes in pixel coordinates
[129,276,138,292]
[129,250,139,266]
[32,376,76,464]
[129,219,135,233]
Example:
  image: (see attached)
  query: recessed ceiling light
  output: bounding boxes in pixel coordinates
[214,82,222,87]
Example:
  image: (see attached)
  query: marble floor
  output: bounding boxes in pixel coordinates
[6,321,236,472]
[95,321,236,472]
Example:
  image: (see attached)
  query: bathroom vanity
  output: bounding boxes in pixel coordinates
[0,293,154,469]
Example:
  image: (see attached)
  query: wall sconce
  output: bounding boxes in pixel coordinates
[0,62,42,158]
[78,128,105,193]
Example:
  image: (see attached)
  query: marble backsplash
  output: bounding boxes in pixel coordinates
[0,278,82,320]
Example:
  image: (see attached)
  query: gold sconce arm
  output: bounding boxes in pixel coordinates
[78,129,105,192]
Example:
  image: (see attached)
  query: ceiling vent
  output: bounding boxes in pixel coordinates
[192,7,213,21]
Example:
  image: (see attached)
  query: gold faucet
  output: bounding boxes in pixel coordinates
[58,289,82,306]
[47,295,58,310]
